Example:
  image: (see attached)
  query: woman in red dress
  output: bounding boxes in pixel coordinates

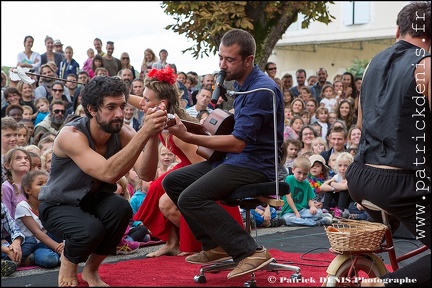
[129,66,243,257]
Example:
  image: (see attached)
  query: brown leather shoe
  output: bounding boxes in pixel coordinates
[185,246,232,264]
[227,247,274,279]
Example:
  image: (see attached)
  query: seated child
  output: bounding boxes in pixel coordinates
[128,179,152,244]
[344,201,372,220]
[327,152,340,178]
[116,176,151,251]
[307,154,330,209]
[320,152,354,217]
[311,137,327,155]
[130,179,150,220]
[115,177,142,254]
[244,204,277,228]
[34,97,50,126]
[280,157,333,227]
[283,139,302,174]
[15,170,62,268]
[1,202,37,267]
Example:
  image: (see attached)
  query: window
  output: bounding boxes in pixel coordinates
[343,1,370,25]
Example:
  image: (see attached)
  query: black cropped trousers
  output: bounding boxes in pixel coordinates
[39,192,132,264]
[346,161,430,287]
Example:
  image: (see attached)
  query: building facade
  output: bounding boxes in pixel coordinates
[270,1,408,83]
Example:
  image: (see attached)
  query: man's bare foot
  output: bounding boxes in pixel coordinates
[81,254,109,287]
[178,251,193,257]
[82,266,109,287]
[146,244,181,257]
[58,254,79,287]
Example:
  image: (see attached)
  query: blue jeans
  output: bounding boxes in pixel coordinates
[1,235,37,263]
[34,232,62,268]
[34,243,60,268]
[281,208,324,226]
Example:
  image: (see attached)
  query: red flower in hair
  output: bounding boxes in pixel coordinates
[147,65,177,85]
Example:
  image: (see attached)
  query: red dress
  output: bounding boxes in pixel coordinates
[133,134,244,253]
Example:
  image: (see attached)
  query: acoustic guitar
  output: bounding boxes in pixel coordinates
[166,109,234,162]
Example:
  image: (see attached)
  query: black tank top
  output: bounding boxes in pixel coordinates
[39,117,121,205]
[358,40,431,177]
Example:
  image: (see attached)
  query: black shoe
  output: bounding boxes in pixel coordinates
[270,217,285,227]
[1,260,17,277]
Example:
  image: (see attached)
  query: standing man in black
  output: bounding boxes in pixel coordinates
[346,2,430,287]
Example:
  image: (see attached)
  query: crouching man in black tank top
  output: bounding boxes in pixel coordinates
[38,76,168,287]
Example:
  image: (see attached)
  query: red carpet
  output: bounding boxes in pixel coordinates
[76,249,351,287]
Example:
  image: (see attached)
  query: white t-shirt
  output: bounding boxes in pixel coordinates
[15,200,46,243]
[17,51,42,74]
[320,98,337,113]
[334,173,343,183]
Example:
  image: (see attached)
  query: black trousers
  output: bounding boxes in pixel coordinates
[163,162,269,263]
[346,161,431,287]
[322,190,351,211]
[39,192,132,264]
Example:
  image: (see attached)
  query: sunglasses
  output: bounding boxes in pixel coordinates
[52,89,64,93]
[122,57,129,60]
[53,109,66,114]
[267,67,277,71]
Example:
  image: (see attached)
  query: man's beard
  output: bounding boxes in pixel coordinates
[95,114,123,133]
[51,114,65,126]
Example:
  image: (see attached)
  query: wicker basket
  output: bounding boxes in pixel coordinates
[325,219,388,253]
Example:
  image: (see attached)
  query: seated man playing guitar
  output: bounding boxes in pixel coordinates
[162,28,284,279]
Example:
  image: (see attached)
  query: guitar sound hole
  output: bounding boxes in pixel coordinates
[209,118,218,126]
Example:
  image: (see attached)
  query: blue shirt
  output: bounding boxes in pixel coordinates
[130,190,146,216]
[222,65,284,181]
[34,111,49,125]
[59,59,80,79]
[129,190,146,227]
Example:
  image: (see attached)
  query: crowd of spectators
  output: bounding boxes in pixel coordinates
[2,34,365,276]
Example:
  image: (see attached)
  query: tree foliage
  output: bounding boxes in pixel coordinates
[347,58,370,79]
[161,1,335,70]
